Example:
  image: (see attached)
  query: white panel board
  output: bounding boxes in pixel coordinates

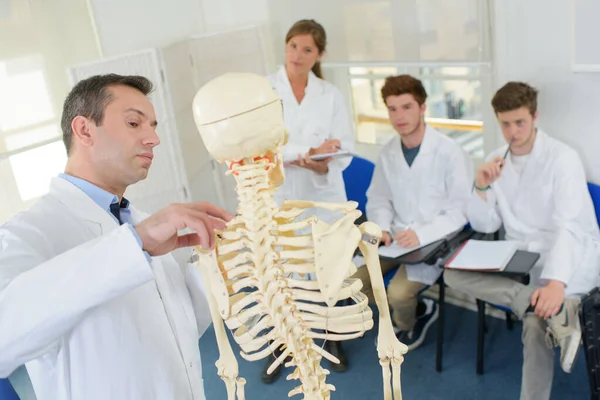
[188,25,269,212]
[66,49,188,214]
[159,41,222,208]
[572,0,600,72]
[189,25,269,88]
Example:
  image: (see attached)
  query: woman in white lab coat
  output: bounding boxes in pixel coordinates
[266,19,355,223]
[262,19,355,382]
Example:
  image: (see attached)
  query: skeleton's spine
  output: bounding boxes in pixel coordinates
[231,160,330,398]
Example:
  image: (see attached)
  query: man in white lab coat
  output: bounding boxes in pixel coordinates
[444,82,600,400]
[354,75,471,351]
[0,74,233,400]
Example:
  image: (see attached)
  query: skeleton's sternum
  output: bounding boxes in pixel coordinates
[232,160,330,398]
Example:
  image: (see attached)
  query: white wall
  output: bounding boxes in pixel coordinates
[493,0,600,184]
[89,0,205,57]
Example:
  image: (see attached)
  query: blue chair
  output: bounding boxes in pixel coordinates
[0,378,19,400]
[476,182,600,375]
[342,156,375,218]
[587,182,600,227]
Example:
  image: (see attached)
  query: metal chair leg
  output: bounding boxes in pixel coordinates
[477,299,486,375]
[436,276,445,372]
[506,312,514,330]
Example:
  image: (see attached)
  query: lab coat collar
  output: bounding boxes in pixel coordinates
[58,173,130,211]
[48,177,121,232]
[276,65,324,97]
[394,124,438,169]
[418,124,439,155]
[502,128,546,176]
[528,127,547,160]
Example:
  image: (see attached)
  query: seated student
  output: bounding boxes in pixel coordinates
[353,74,471,350]
[445,81,600,400]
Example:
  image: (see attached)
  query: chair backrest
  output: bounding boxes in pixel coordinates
[0,379,19,400]
[342,156,375,216]
[588,182,600,228]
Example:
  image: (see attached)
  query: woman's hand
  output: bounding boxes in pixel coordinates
[292,153,331,174]
[290,139,340,175]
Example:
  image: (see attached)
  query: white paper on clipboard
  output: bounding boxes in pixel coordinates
[309,150,355,161]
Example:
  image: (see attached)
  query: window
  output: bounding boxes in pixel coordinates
[8,141,67,202]
[0,0,100,223]
[346,65,485,159]
[0,55,65,203]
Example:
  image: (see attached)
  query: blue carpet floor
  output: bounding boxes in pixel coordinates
[199,303,589,400]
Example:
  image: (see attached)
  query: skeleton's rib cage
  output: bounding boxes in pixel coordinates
[192,72,407,400]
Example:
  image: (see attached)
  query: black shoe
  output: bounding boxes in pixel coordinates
[261,345,288,383]
[397,298,439,351]
[323,341,348,372]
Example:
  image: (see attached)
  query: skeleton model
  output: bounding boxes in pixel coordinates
[191,73,408,400]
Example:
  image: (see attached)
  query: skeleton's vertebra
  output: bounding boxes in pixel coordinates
[192,73,408,400]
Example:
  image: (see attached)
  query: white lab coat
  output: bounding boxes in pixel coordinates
[366,126,471,284]
[0,177,211,400]
[468,129,600,297]
[267,66,355,224]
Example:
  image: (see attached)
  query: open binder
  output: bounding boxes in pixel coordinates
[445,240,519,271]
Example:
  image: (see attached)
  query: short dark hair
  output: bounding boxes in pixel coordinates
[60,74,154,155]
[491,81,538,115]
[381,75,427,106]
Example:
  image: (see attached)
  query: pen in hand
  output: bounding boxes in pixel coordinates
[498,137,515,168]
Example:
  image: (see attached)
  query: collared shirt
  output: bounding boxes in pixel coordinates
[58,173,149,259]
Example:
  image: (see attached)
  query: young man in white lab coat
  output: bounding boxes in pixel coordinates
[0,74,233,400]
[444,82,600,400]
[354,75,471,350]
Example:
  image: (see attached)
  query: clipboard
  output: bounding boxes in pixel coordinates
[309,150,355,161]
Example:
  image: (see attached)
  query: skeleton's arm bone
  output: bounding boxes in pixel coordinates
[358,221,407,400]
[194,248,245,400]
